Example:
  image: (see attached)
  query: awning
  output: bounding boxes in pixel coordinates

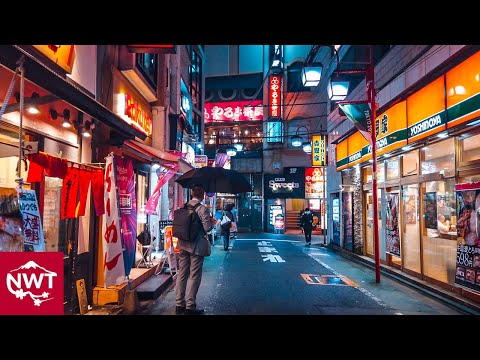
[0,45,146,141]
[123,140,194,173]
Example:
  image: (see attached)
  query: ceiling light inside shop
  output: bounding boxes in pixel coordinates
[208,139,215,144]
[368,159,373,163]
[402,145,413,151]
[152,163,160,170]
[383,153,391,158]
[467,119,480,126]
[437,132,449,138]
[245,130,249,135]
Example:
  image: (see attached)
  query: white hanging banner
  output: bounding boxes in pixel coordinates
[101,154,125,287]
[17,189,45,252]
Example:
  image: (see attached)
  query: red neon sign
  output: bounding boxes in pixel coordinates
[204,100,263,122]
[124,94,153,136]
[269,75,282,118]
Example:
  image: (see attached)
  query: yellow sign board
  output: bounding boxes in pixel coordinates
[33,45,75,73]
[312,135,327,166]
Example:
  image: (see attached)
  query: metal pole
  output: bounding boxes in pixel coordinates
[323,162,327,244]
[368,46,381,283]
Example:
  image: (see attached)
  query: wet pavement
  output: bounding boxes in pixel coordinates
[140,233,462,315]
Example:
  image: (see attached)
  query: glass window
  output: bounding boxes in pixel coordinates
[362,164,384,183]
[136,53,158,89]
[386,156,400,180]
[402,150,418,177]
[460,133,480,163]
[421,138,455,175]
[422,179,457,285]
[266,121,283,143]
[189,50,202,109]
[402,184,421,274]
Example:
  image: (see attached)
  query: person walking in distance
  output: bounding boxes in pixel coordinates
[220,203,234,251]
[175,184,213,315]
[300,207,314,246]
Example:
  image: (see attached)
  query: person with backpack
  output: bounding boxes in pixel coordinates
[300,207,314,246]
[173,184,213,315]
[220,203,234,251]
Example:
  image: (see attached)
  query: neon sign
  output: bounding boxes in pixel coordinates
[269,75,282,118]
[119,93,153,136]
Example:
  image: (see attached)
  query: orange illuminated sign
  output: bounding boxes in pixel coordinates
[164,226,180,254]
[446,51,480,128]
[336,139,348,170]
[374,101,407,156]
[122,93,153,136]
[33,45,75,73]
[407,76,446,143]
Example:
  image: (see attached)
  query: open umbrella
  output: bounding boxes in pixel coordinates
[175,166,252,193]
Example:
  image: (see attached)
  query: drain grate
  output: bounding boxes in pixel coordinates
[301,274,358,286]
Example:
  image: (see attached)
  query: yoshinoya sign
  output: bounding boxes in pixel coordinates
[408,112,446,138]
[264,173,305,199]
[204,100,263,122]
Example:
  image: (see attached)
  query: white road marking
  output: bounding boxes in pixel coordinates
[257,241,272,246]
[306,254,389,308]
[235,238,302,243]
[394,312,403,315]
[258,246,278,253]
[310,252,330,256]
[262,254,286,263]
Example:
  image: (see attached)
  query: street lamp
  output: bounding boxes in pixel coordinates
[290,126,310,147]
[226,147,237,157]
[302,141,312,153]
[328,74,350,101]
[233,143,244,152]
[301,62,323,87]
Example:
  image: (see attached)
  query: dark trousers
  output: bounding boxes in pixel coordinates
[304,228,312,243]
[222,229,231,250]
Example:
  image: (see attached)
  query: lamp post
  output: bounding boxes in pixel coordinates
[290,125,310,148]
[334,45,381,283]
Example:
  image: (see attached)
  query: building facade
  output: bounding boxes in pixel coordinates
[328,45,480,304]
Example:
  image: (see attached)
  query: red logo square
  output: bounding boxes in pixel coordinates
[0,252,64,315]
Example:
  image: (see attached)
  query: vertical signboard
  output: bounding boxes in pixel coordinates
[342,192,354,252]
[102,154,125,287]
[455,182,480,293]
[312,135,326,166]
[17,189,45,252]
[269,75,282,118]
[115,157,137,278]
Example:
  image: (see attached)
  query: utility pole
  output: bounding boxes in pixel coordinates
[367,46,381,283]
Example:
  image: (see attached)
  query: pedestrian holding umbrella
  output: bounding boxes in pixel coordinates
[175,167,252,194]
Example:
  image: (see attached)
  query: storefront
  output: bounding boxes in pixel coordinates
[0,45,147,313]
[264,169,305,233]
[334,50,480,303]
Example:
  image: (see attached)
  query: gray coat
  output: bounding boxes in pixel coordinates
[177,198,214,257]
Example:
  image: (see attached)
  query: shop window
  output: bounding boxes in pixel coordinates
[421,179,457,285]
[189,50,202,108]
[402,150,418,177]
[421,138,455,175]
[386,156,400,180]
[266,121,283,143]
[460,133,480,163]
[402,184,421,274]
[136,53,158,89]
[362,163,384,183]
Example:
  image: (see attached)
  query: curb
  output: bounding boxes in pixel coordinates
[325,244,480,315]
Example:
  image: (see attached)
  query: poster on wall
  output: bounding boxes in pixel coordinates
[404,195,417,224]
[342,192,353,251]
[424,192,438,229]
[114,157,137,278]
[455,182,480,293]
[385,193,400,257]
[17,189,45,252]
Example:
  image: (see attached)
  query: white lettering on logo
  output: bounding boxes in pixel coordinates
[349,152,361,162]
[269,179,300,191]
[376,137,388,148]
[410,114,442,136]
[6,261,58,307]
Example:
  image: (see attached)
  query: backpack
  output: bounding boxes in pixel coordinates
[220,211,232,230]
[172,202,203,242]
